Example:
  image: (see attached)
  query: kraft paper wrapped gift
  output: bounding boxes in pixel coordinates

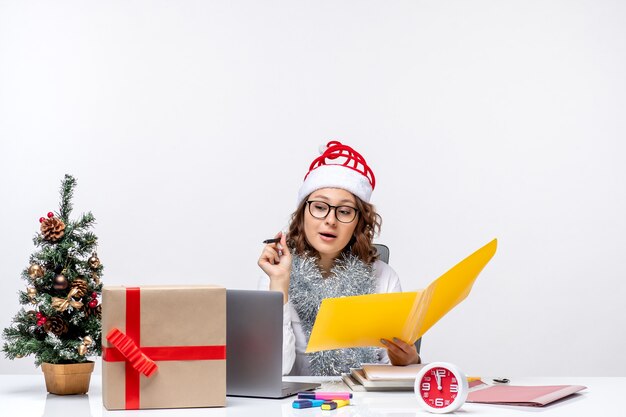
[102,285,226,410]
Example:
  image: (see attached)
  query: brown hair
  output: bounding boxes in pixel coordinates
[286,194,382,265]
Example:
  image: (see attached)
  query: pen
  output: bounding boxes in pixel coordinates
[298,391,353,400]
[262,238,281,244]
[467,376,509,383]
[292,399,325,409]
[321,399,350,410]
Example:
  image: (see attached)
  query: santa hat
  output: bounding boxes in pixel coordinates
[297,141,376,204]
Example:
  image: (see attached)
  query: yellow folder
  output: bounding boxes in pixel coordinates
[306,239,497,353]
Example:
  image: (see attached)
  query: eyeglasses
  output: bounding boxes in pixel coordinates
[306,200,359,223]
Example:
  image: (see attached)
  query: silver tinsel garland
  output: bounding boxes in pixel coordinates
[289,251,381,376]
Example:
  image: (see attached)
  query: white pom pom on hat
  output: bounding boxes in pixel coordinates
[297,141,376,204]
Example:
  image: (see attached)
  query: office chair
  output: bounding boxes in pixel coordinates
[373,243,422,355]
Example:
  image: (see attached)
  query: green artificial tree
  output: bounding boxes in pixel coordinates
[2,174,103,365]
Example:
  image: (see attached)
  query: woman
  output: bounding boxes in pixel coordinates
[258,141,420,376]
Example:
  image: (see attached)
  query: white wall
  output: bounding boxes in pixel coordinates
[1,0,624,376]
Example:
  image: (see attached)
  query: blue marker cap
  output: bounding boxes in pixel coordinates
[292,399,325,409]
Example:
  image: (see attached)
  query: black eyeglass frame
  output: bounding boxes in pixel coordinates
[305,200,359,224]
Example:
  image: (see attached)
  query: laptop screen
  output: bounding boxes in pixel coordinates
[226,289,284,397]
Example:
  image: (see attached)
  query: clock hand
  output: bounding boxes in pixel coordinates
[435,372,442,391]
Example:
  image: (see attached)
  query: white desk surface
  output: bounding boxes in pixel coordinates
[0,375,622,417]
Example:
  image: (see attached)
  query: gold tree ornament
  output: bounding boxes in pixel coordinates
[88,252,101,269]
[27,287,38,304]
[53,274,69,290]
[92,271,100,285]
[77,344,87,356]
[83,336,93,347]
[28,264,45,279]
[15,354,24,359]
[40,217,66,242]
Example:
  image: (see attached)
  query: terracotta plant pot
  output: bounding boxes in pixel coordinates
[41,361,95,395]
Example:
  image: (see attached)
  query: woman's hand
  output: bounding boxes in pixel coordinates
[381,337,421,366]
[257,232,292,304]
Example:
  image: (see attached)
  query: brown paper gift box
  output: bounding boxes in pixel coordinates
[102,285,226,410]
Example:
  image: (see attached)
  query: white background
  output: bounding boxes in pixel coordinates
[1,0,624,377]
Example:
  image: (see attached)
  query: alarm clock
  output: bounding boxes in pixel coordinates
[414,362,469,414]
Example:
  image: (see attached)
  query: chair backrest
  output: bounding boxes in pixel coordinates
[373,243,422,355]
[373,243,390,264]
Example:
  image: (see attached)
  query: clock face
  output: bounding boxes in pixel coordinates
[418,366,462,409]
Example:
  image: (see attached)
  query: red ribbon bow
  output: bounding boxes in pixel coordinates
[106,328,158,377]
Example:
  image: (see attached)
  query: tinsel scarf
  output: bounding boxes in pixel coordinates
[289,251,381,376]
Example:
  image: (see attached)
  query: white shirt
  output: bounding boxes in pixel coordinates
[258,259,402,375]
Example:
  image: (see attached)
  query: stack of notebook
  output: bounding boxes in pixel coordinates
[342,364,425,391]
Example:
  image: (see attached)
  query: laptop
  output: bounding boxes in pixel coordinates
[226,289,320,398]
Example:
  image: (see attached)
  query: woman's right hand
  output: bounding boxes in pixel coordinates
[257,231,292,304]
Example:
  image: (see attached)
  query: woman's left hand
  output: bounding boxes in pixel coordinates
[381,337,421,366]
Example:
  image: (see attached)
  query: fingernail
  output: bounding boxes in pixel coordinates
[380,339,387,345]
[393,337,400,343]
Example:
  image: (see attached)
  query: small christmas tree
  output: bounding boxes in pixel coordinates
[2,174,103,365]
